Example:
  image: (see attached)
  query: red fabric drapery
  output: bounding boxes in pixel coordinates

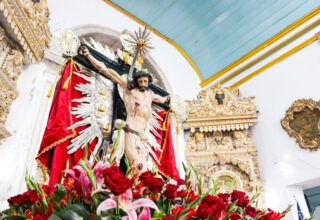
[36,62,97,187]
[154,111,180,180]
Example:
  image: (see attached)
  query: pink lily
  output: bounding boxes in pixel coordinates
[65,160,110,201]
[97,189,159,220]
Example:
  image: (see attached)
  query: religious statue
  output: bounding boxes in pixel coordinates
[36,27,180,186]
[78,46,170,172]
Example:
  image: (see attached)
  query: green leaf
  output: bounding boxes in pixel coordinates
[228,177,236,193]
[109,121,124,164]
[254,211,271,220]
[211,179,218,196]
[24,169,33,190]
[182,162,188,174]
[53,204,92,220]
[249,192,261,205]
[2,215,28,220]
[48,214,63,220]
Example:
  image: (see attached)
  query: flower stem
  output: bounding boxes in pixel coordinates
[116,196,120,216]
[167,199,171,215]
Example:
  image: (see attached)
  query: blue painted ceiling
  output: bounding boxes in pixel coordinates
[109,0,319,82]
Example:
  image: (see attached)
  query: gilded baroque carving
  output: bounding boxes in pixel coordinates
[0,0,51,140]
[23,0,51,48]
[184,85,263,203]
[0,0,51,62]
[0,26,23,139]
[281,99,320,151]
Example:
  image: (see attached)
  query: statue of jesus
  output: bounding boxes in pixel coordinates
[78,46,170,172]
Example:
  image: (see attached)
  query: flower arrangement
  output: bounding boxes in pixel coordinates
[1,154,292,220]
[1,133,292,220]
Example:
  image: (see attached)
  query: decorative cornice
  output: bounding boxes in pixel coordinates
[0,0,51,62]
[185,84,258,131]
[185,114,257,132]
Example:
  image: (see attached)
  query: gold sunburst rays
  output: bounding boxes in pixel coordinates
[120,26,154,79]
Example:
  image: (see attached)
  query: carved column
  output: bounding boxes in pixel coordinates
[184,84,264,204]
[0,0,51,142]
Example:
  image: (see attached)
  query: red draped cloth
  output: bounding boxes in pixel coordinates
[36,62,97,187]
[154,111,180,180]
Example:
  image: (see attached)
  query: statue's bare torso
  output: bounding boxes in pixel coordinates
[123,86,153,132]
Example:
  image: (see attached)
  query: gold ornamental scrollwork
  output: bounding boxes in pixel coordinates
[281,99,320,151]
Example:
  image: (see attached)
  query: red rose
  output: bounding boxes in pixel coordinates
[164,184,178,199]
[139,171,164,193]
[245,206,256,217]
[176,179,185,186]
[162,216,177,220]
[172,206,185,217]
[177,189,186,198]
[231,190,249,208]
[8,190,39,206]
[202,194,224,212]
[102,166,120,176]
[196,203,214,219]
[139,171,156,180]
[104,173,133,195]
[24,209,33,218]
[42,185,56,197]
[217,193,230,203]
[33,214,48,220]
[230,212,241,220]
[147,177,164,193]
[187,190,199,203]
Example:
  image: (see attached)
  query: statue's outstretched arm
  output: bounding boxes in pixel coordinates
[79,46,127,87]
[152,92,170,104]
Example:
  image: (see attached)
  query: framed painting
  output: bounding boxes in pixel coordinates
[281,99,320,151]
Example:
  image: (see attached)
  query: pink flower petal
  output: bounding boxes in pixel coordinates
[138,207,150,220]
[97,198,117,215]
[120,210,137,220]
[129,198,159,212]
[124,189,133,199]
[119,191,131,207]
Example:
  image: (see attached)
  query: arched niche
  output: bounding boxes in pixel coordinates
[209,170,244,193]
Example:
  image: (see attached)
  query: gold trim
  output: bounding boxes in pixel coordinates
[2,0,41,61]
[281,99,320,151]
[230,36,317,88]
[14,0,44,50]
[215,19,320,87]
[101,0,204,82]
[201,6,320,87]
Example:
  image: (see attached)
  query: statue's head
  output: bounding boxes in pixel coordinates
[128,69,153,92]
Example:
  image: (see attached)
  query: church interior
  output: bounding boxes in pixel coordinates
[0,0,320,219]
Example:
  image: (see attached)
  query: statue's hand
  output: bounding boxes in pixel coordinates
[78,46,90,57]
[165,95,171,103]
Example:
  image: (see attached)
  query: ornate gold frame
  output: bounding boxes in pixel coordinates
[281,99,320,151]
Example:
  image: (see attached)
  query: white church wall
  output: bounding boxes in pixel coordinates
[0,62,56,209]
[234,32,320,218]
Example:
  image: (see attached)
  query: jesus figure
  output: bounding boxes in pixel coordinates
[78,46,170,172]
